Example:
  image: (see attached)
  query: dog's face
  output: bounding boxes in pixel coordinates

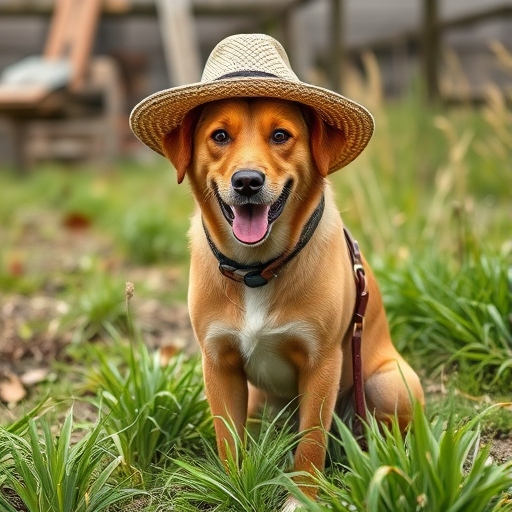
[163,98,346,249]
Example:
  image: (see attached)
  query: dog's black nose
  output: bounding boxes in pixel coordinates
[231,170,265,197]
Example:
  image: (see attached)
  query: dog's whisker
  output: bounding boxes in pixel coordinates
[201,189,215,208]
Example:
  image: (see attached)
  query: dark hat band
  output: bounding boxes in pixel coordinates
[215,70,279,80]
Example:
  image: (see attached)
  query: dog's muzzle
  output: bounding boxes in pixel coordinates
[215,179,292,245]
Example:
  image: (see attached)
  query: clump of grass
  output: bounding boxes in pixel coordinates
[90,343,212,474]
[159,412,299,512]
[288,403,512,511]
[63,274,128,343]
[379,249,512,392]
[0,407,144,512]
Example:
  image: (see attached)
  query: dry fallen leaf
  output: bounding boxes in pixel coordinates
[0,373,27,405]
[62,211,92,230]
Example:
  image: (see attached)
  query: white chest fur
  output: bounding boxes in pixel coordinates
[205,285,319,398]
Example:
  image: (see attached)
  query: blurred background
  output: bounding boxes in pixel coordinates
[0,0,511,167]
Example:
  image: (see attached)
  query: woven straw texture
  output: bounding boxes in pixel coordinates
[130,33,374,172]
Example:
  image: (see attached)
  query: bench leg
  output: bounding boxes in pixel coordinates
[11,119,29,174]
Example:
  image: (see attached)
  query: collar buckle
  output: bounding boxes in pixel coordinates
[243,272,269,288]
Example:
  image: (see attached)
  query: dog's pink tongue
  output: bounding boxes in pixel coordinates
[232,204,270,244]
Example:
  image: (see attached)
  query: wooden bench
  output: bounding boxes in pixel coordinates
[0,0,123,171]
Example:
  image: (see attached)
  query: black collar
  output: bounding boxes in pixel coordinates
[203,194,325,288]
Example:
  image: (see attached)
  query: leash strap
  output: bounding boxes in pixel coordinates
[343,227,369,433]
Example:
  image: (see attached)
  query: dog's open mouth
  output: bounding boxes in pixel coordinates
[216,180,292,245]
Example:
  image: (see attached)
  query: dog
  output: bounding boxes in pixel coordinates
[130,34,424,510]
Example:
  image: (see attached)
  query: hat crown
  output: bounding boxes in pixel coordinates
[130,33,374,173]
[201,33,299,83]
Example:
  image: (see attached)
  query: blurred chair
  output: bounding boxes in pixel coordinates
[0,0,123,171]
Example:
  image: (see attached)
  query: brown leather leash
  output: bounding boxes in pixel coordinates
[343,227,369,435]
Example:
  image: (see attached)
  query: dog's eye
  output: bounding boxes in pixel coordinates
[211,130,230,144]
[271,130,291,144]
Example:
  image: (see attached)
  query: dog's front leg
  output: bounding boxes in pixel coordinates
[202,353,248,464]
[285,349,342,509]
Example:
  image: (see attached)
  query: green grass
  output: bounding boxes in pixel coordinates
[120,205,189,265]
[0,408,144,512]
[63,273,129,343]
[378,248,512,392]
[141,402,512,512]
[156,412,299,511]
[89,340,212,473]
[331,80,511,255]
[427,387,512,438]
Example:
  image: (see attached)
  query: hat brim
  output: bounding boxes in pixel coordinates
[129,77,374,172]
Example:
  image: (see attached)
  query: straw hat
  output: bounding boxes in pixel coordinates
[130,33,374,172]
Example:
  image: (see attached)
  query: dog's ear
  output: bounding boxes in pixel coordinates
[162,107,201,184]
[306,108,347,177]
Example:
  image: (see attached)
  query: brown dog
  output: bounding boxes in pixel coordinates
[130,33,424,510]
[161,96,424,509]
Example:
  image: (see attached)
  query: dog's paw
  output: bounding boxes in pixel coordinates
[281,495,307,512]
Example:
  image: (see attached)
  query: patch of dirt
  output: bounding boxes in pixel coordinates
[0,294,69,371]
[1,488,28,512]
[489,436,512,465]
[0,290,197,389]
[135,296,196,353]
